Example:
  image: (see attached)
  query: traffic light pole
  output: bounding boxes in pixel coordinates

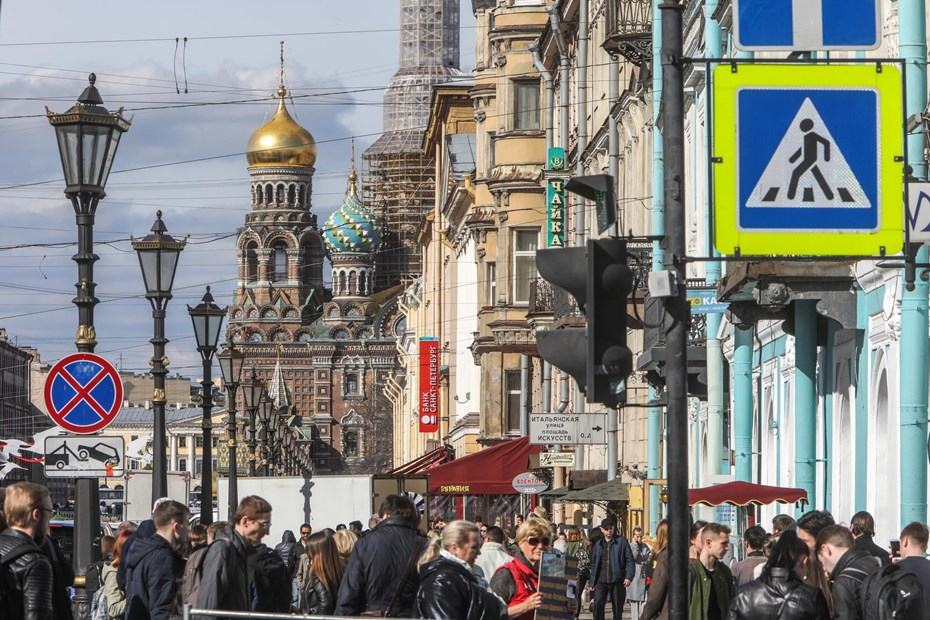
[660,3,690,619]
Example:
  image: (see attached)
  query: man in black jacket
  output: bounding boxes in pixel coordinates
[849,511,891,566]
[589,517,635,620]
[817,524,882,619]
[0,482,54,620]
[124,499,190,620]
[336,494,428,617]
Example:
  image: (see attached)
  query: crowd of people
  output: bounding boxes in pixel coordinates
[2,481,929,619]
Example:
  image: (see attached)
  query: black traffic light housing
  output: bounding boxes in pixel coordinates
[536,238,633,406]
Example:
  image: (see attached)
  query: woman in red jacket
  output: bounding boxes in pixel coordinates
[489,518,548,619]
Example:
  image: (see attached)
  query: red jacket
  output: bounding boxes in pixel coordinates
[501,558,538,620]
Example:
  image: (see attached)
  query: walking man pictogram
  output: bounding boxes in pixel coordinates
[787,118,834,200]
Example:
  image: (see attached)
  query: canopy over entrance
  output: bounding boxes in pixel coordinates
[555,478,630,503]
[427,436,541,495]
[688,481,808,507]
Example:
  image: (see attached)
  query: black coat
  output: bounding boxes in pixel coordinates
[728,567,830,619]
[853,535,891,566]
[0,528,54,620]
[590,535,635,585]
[417,557,508,620]
[123,533,184,620]
[335,516,428,617]
[302,574,336,615]
[829,547,883,620]
[195,525,254,614]
[117,518,155,590]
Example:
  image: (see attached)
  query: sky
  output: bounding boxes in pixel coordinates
[0,1,476,384]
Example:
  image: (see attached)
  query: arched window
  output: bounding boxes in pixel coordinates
[338,271,347,294]
[245,242,258,282]
[348,271,358,295]
[346,373,358,395]
[344,430,358,457]
[272,242,288,282]
[359,271,367,296]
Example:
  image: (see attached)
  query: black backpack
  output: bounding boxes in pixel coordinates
[247,544,292,613]
[860,562,926,620]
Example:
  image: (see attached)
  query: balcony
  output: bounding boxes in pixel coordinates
[603,0,653,65]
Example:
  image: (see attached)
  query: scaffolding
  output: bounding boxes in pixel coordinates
[363,0,461,288]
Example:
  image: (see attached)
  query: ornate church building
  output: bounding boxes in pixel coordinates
[226,77,405,474]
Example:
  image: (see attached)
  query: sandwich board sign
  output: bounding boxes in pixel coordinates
[713,64,904,256]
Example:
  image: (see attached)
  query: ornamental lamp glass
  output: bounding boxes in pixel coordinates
[242,368,265,410]
[188,286,227,353]
[46,73,131,197]
[132,211,187,299]
[217,341,245,387]
[257,396,274,426]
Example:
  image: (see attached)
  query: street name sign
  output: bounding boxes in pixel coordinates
[733,0,881,52]
[44,353,123,434]
[44,435,124,478]
[907,183,930,243]
[713,64,904,256]
[529,413,607,445]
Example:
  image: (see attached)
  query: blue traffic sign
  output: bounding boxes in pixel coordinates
[734,0,880,51]
[44,353,123,434]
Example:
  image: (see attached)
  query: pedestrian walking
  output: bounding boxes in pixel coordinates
[301,531,345,615]
[896,521,930,612]
[731,525,768,585]
[417,520,507,620]
[640,519,669,620]
[123,499,190,620]
[628,526,651,620]
[816,524,882,620]
[772,514,797,536]
[475,525,511,580]
[849,511,891,566]
[0,482,55,620]
[181,524,209,606]
[335,494,428,616]
[797,510,836,614]
[333,527,358,565]
[99,529,132,620]
[728,530,829,619]
[590,517,635,620]
[689,522,736,620]
[489,518,547,619]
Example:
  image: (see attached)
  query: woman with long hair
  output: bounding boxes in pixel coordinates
[301,532,346,615]
[490,518,548,619]
[416,520,507,620]
[640,519,669,620]
[102,529,133,618]
[333,528,358,566]
[728,530,829,619]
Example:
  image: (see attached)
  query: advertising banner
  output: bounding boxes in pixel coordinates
[419,337,440,433]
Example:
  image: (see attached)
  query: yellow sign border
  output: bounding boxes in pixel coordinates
[713,64,904,256]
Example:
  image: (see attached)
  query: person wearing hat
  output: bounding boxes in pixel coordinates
[589,517,634,620]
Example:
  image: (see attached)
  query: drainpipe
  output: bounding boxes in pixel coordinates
[703,0,725,479]
[542,361,552,414]
[733,327,753,482]
[608,49,619,236]
[647,0,664,534]
[900,0,929,529]
[530,42,554,152]
[575,0,589,245]
[794,300,818,513]
[520,354,530,436]
[547,5,571,151]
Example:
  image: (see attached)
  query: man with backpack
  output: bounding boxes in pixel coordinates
[0,482,54,620]
[817,524,882,619]
[896,521,930,612]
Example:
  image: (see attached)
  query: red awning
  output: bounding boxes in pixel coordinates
[387,445,451,476]
[427,436,541,495]
[689,481,808,507]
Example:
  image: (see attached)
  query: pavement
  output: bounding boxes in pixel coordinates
[575,601,635,619]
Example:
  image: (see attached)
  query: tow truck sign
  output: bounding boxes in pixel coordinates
[43,435,124,478]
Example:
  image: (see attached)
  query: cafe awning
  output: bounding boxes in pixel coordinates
[387,445,451,476]
[427,436,541,495]
[688,481,808,507]
[555,478,630,503]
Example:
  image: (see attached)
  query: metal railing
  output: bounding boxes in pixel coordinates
[603,0,653,64]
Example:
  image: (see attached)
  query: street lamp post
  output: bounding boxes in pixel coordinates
[257,397,274,476]
[187,287,226,525]
[47,73,130,619]
[217,341,244,520]
[241,368,265,477]
[132,212,186,504]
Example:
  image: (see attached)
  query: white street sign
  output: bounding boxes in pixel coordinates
[44,435,124,478]
[529,413,606,445]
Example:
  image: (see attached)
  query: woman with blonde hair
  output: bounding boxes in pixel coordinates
[333,528,357,565]
[301,532,345,615]
[490,519,548,618]
[416,519,507,620]
[640,519,669,620]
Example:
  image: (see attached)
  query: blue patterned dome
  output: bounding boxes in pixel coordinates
[322,172,381,256]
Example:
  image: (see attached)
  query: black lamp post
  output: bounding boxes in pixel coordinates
[132,211,186,504]
[187,287,226,525]
[257,396,274,476]
[241,368,265,477]
[217,340,244,519]
[47,73,130,618]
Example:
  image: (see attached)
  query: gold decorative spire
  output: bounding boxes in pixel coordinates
[277,40,287,100]
[347,137,358,197]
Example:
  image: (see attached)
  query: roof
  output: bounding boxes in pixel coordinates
[426,436,540,495]
[112,406,213,427]
[556,479,630,503]
[688,481,809,507]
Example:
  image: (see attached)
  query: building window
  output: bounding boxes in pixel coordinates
[318,402,328,412]
[344,430,358,458]
[212,437,219,448]
[487,132,496,174]
[505,370,522,432]
[178,457,187,472]
[195,458,203,476]
[514,81,540,130]
[195,436,204,448]
[486,262,497,306]
[346,373,359,395]
[178,436,187,448]
[272,241,288,282]
[245,242,258,282]
[512,230,539,304]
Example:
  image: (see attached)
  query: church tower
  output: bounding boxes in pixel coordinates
[363,0,462,288]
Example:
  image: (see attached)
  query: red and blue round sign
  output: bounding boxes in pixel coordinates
[44,353,123,434]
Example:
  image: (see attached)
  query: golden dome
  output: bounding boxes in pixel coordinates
[246,86,316,168]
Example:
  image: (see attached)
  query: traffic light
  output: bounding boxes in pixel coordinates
[565,174,617,234]
[536,238,633,406]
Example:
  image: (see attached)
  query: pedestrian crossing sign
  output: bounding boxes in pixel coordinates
[713,64,904,256]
